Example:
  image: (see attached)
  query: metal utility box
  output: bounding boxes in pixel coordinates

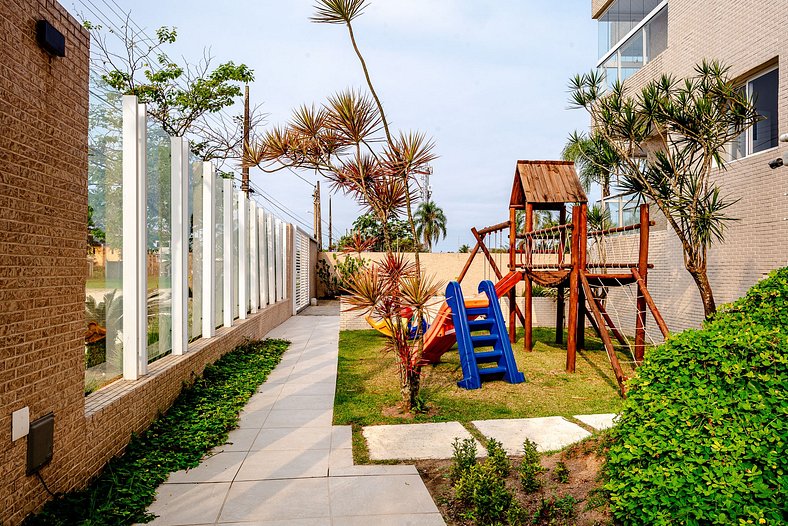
[26,413,54,475]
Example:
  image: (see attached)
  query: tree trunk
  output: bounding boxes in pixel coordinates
[688,266,716,319]
[400,366,421,412]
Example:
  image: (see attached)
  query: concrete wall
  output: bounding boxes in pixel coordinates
[592,0,788,333]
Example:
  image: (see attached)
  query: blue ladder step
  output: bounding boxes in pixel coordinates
[465,307,488,316]
[478,366,507,376]
[467,319,494,330]
[474,350,502,364]
[470,334,498,347]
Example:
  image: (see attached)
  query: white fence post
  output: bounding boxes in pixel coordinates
[238,191,247,320]
[223,179,233,327]
[171,137,188,355]
[250,200,259,314]
[201,162,215,338]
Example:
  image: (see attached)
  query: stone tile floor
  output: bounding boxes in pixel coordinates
[145,314,445,526]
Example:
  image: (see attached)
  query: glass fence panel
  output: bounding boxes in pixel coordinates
[214,172,224,328]
[232,190,240,320]
[188,156,203,342]
[146,120,172,363]
[85,77,124,394]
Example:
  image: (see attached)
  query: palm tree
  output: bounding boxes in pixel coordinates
[561,130,620,199]
[415,201,447,252]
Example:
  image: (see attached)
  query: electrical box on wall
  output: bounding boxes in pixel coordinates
[26,413,54,475]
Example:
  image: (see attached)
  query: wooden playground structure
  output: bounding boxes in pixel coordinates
[421,160,669,394]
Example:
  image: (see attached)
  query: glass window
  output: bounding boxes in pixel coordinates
[731,68,779,159]
[598,3,667,84]
[619,32,644,83]
[85,76,124,394]
[646,6,668,61]
[188,157,202,342]
[146,121,172,364]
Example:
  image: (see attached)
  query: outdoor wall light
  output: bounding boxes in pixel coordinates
[36,20,66,57]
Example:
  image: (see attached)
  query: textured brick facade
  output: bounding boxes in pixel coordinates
[592,0,788,332]
[0,3,295,523]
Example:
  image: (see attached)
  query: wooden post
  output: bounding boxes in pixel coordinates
[556,207,566,344]
[241,85,250,195]
[457,243,480,283]
[575,203,588,351]
[524,204,533,350]
[566,205,582,372]
[635,204,649,362]
[508,208,517,343]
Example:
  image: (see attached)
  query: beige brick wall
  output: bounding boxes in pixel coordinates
[0,4,296,523]
[592,0,788,333]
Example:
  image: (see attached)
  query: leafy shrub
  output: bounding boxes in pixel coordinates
[333,253,366,292]
[519,438,544,493]
[553,461,569,484]
[455,462,513,525]
[316,259,339,297]
[486,438,511,477]
[26,339,288,525]
[450,437,478,482]
[605,267,788,525]
[532,494,577,525]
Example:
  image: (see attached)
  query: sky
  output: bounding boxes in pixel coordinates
[67,0,599,252]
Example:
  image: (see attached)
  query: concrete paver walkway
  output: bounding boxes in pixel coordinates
[146,314,445,526]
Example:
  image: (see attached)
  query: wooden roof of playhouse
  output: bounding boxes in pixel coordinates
[509,160,587,208]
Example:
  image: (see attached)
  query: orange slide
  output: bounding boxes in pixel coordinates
[421,271,522,364]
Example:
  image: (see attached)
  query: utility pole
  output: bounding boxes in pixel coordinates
[241,84,250,195]
[421,165,433,202]
[313,181,322,251]
[328,196,333,251]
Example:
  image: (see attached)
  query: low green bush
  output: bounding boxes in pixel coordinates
[553,461,569,484]
[450,437,478,482]
[26,338,288,526]
[519,438,544,493]
[605,267,788,525]
[455,462,513,525]
[532,494,577,525]
[486,438,511,478]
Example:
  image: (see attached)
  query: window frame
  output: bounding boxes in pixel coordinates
[730,66,780,161]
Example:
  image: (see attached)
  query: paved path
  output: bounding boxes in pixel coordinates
[146,314,445,526]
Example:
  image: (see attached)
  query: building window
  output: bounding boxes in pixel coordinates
[598,1,668,87]
[731,68,779,160]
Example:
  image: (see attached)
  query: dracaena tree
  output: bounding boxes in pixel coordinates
[243,0,440,411]
[569,60,760,319]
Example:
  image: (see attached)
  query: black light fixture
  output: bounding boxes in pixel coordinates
[36,20,66,58]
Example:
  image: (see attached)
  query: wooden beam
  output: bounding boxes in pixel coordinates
[565,207,580,372]
[457,242,480,283]
[631,268,670,340]
[635,204,650,362]
[581,273,627,396]
[471,226,526,327]
[524,204,533,351]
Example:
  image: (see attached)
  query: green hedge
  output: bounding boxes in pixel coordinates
[605,268,788,525]
[26,338,288,526]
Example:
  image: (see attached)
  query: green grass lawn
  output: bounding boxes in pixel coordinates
[334,327,636,429]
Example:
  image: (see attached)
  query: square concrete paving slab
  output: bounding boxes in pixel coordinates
[237,409,271,429]
[279,382,335,397]
[219,478,330,522]
[243,392,280,412]
[328,448,354,470]
[235,448,329,480]
[214,428,261,452]
[330,425,352,450]
[329,464,419,477]
[472,417,591,454]
[329,475,441,517]
[272,394,335,411]
[166,452,246,483]
[251,426,332,451]
[263,409,333,428]
[214,520,330,526]
[147,482,230,525]
[363,422,481,461]
[574,413,618,431]
[330,514,445,525]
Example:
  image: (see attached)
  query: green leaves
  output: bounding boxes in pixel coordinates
[604,268,788,525]
[311,0,369,24]
[26,339,288,526]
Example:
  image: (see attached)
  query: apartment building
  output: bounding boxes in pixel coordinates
[591,0,788,331]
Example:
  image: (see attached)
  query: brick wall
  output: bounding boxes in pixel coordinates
[591,0,788,333]
[0,3,296,523]
[0,0,91,521]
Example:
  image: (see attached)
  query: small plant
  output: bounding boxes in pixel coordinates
[553,461,570,484]
[485,438,510,478]
[332,252,366,292]
[533,494,577,525]
[450,437,477,482]
[455,463,513,525]
[519,438,545,493]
